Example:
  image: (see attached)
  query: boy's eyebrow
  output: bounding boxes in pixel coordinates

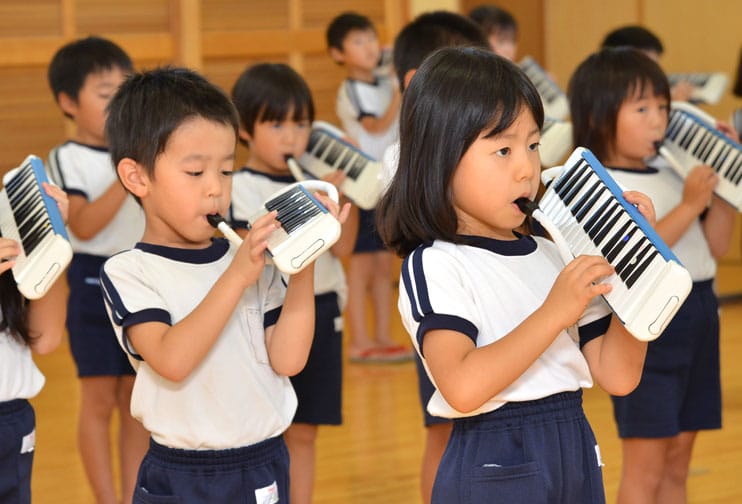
[181,152,236,162]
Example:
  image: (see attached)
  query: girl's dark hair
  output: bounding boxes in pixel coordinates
[231,63,315,139]
[568,47,671,161]
[377,46,543,257]
[0,272,30,345]
[106,66,239,196]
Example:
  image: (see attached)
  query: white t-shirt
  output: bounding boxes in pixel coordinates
[0,324,44,401]
[229,167,348,308]
[48,141,144,256]
[335,76,398,161]
[399,234,612,419]
[100,239,295,449]
[606,164,716,281]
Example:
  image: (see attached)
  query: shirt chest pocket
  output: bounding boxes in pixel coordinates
[241,307,271,365]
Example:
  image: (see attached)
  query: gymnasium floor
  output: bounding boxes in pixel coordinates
[28,262,742,503]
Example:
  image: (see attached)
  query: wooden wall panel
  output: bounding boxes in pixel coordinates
[0,1,62,37]
[0,0,407,174]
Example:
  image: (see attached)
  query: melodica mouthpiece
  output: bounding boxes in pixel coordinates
[206,213,224,228]
[515,197,539,216]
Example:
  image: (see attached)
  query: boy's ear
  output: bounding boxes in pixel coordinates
[117,158,149,198]
[57,92,78,118]
[328,47,345,65]
[238,127,252,144]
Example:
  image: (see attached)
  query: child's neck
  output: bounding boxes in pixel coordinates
[602,154,649,171]
[72,130,107,148]
[346,65,376,83]
[247,156,291,177]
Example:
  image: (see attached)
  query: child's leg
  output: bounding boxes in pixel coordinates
[421,422,453,504]
[370,250,394,347]
[115,375,148,504]
[78,376,118,504]
[284,423,318,504]
[657,431,697,504]
[616,437,672,504]
[346,252,375,354]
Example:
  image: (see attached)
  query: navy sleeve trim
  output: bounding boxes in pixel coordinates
[121,308,171,361]
[417,313,478,357]
[264,306,282,328]
[65,188,88,199]
[579,315,612,348]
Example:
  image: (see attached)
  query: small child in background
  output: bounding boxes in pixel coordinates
[326,11,410,363]
[568,46,737,504]
[46,36,147,504]
[0,185,68,504]
[380,11,489,504]
[601,25,696,102]
[229,62,356,504]
[377,46,652,504]
[468,4,518,61]
[101,66,346,502]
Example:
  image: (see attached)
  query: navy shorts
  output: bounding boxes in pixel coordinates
[612,280,721,438]
[67,253,134,377]
[415,353,452,427]
[353,209,386,253]
[290,292,343,425]
[433,391,605,504]
[0,399,35,504]
[133,436,289,503]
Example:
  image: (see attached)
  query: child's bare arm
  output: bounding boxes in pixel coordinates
[124,211,278,382]
[27,275,67,355]
[358,85,400,134]
[264,263,316,376]
[424,255,614,413]
[67,181,129,240]
[654,164,717,247]
[581,317,647,395]
[702,195,736,258]
[319,171,359,257]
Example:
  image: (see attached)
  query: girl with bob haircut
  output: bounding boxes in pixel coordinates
[377,46,652,503]
[569,47,736,504]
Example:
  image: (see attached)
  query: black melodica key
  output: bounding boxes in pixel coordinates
[614,238,650,280]
[571,183,604,222]
[603,221,637,263]
[312,134,332,158]
[583,198,613,239]
[324,142,345,166]
[556,163,591,206]
[678,121,699,149]
[591,204,623,246]
[266,189,321,234]
[346,156,367,180]
[625,247,659,288]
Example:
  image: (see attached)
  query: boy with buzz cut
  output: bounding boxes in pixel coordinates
[100,67,345,502]
[46,35,147,504]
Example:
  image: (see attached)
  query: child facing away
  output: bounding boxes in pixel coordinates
[377,46,652,504]
[468,4,518,61]
[100,66,347,502]
[229,62,357,504]
[326,11,410,363]
[45,35,148,504]
[0,185,67,504]
[380,11,489,504]
[568,47,737,504]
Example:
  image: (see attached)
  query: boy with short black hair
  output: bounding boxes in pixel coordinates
[47,35,147,504]
[101,66,339,501]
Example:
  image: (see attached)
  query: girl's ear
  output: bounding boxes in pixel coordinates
[117,158,149,198]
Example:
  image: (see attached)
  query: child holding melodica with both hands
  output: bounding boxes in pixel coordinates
[377,46,653,504]
[569,46,736,504]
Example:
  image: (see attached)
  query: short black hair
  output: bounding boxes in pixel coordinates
[393,11,488,91]
[601,25,664,55]
[48,36,132,103]
[231,63,314,138]
[468,5,518,36]
[568,47,670,162]
[106,67,239,192]
[326,12,375,51]
[377,47,543,257]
